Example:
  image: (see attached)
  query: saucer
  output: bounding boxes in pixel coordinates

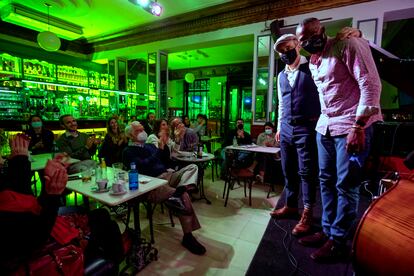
[139,177,151,184]
[91,187,110,193]
[110,190,127,196]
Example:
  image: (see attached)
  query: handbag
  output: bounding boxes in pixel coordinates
[13,244,84,276]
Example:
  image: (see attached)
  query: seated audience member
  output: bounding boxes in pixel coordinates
[25,115,54,155]
[141,112,156,135]
[248,122,279,182]
[221,118,253,173]
[98,117,128,166]
[122,122,205,255]
[170,117,199,152]
[0,135,123,274]
[182,114,191,128]
[192,114,207,137]
[130,115,137,123]
[146,119,175,151]
[56,115,98,173]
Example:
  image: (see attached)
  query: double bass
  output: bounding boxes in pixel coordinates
[352,176,414,275]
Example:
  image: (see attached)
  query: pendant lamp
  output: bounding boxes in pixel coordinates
[184,54,195,83]
[37,3,61,52]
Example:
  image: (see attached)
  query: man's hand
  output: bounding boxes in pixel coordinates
[346,127,365,154]
[237,129,245,139]
[336,27,362,40]
[33,141,44,149]
[86,136,95,149]
[11,134,29,157]
[44,159,68,195]
[275,131,280,143]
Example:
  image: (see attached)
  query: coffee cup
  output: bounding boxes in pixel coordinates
[96,179,108,190]
[112,182,125,193]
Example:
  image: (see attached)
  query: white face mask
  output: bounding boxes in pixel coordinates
[265,129,273,135]
[137,131,148,142]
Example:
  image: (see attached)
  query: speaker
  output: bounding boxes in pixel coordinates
[270,20,284,41]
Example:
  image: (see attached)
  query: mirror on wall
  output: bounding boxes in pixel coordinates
[159,51,168,118]
[253,35,271,124]
[115,58,127,91]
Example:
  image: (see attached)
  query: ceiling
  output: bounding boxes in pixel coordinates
[0,0,369,70]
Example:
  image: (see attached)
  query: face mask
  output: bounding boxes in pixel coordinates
[280,48,298,65]
[137,131,148,142]
[265,129,272,135]
[302,33,327,54]
[237,124,244,130]
[31,121,42,128]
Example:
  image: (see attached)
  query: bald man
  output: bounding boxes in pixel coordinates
[296,18,382,262]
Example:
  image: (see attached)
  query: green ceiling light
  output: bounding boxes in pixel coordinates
[184,54,195,83]
[37,3,60,52]
[0,3,83,41]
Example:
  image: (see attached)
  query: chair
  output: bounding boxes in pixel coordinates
[223,150,255,206]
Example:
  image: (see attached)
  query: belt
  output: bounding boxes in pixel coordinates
[288,118,318,126]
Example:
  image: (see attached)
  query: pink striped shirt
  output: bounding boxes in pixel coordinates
[309,37,382,136]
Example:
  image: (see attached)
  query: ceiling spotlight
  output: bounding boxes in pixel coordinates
[128,0,163,16]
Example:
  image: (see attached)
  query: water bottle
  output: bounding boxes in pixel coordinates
[128,162,139,191]
[197,143,203,159]
[232,136,238,146]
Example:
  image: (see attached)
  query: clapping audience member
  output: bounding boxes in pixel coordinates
[25,115,54,155]
[98,117,128,166]
[170,117,199,152]
[0,134,123,274]
[56,115,98,173]
[122,122,205,255]
[147,119,175,151]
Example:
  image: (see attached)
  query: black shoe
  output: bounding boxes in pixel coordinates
[182,234,206,255]
[164,196,191,216]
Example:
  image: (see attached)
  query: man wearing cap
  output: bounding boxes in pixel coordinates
[296,18,382,262]
[270,34,320,237]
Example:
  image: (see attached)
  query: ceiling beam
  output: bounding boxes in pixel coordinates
[91,0,373,53]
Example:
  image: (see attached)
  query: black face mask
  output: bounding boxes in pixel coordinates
[280,48,298,65]
[302,33,327,54]
[237,124,244,130]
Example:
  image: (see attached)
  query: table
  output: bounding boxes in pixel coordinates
[226,145,280,154]
[173,152,215,204]
[30,153,80,171]
[66,167,168,273]
[226,145,281,197]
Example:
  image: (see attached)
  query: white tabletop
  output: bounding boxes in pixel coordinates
[226,145,280,154]
[30,153,80,171]
[173,152,215,163]
[66,167,168,206]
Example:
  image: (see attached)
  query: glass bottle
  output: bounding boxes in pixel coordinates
[128,162,139,191]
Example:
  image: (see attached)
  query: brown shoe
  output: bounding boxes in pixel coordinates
[269,206,298,219]
[292,208,313,236]
[298,231,328,247]
[310,240,348,263]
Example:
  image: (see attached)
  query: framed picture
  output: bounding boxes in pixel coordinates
[357,18,378,44]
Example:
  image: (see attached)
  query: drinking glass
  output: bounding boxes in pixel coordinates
[80,167,92,183]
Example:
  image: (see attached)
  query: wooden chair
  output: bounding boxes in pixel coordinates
[223,150,255,206]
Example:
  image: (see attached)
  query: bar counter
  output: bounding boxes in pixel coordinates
[1,118,106,131]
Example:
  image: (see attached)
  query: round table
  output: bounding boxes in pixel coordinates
[173,152,215,204]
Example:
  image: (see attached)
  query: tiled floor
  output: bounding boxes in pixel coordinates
[117,169,284,275]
